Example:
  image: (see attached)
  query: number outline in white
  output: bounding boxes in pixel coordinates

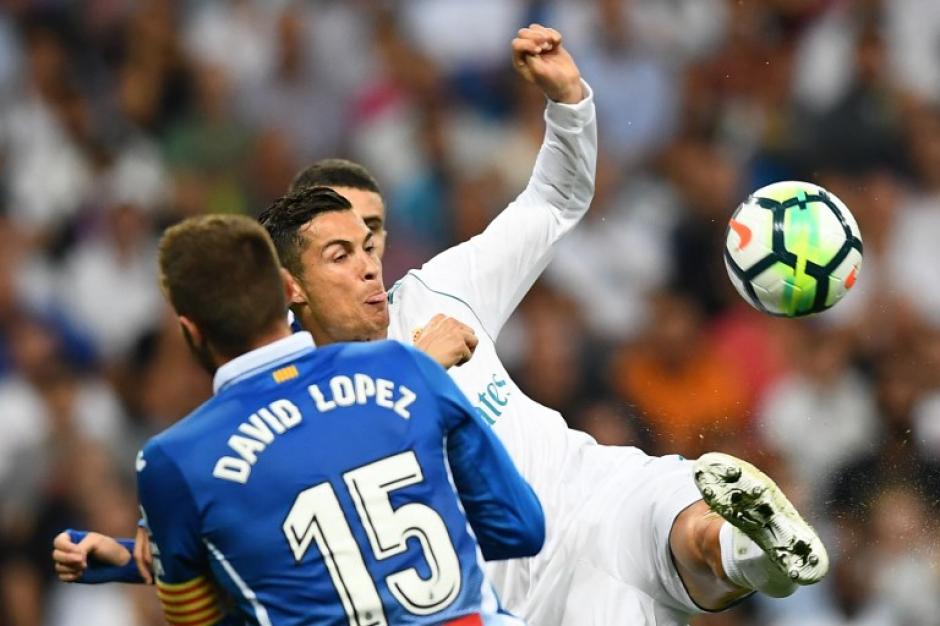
[282,452,462,624]
[283,483,387,626]
[344,451,462,615]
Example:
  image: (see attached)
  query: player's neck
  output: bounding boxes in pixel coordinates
[216,323,295,369]
[249,323,295,350]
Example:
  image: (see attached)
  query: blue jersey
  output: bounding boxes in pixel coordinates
[136,334,543,626]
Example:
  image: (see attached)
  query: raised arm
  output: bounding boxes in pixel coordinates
[406,347,545,559]
[405,25,597,339]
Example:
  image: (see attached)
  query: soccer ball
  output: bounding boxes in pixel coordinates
[724,181,863,317]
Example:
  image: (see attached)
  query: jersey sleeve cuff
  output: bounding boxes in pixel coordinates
[65,531,145,585]
[544,79,595,132]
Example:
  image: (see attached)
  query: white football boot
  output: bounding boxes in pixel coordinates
[693,452,829,588]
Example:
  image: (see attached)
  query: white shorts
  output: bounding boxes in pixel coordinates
[499,446,704,626]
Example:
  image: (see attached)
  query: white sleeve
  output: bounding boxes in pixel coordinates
[408,80,597,339]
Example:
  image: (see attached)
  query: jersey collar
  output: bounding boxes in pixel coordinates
[212,332,315,394]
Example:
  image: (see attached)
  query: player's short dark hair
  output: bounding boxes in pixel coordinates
[158,214,286,358]
[288,158,381,195]
[258,185,353,279]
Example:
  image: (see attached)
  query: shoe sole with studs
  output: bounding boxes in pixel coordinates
[693,452,829,584]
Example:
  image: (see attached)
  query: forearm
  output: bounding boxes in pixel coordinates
[447,420,545,560]
[526,78,597,219]
[67,530,145,584]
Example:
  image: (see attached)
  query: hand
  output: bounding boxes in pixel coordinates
[133,525,154,585]
[414,314,479,369]
[511,24,584,104]
[52,531,131,583]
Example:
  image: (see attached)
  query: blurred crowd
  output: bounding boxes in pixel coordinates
[1,1,939,625]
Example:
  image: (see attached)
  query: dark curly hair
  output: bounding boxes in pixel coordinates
[257,186,353,278]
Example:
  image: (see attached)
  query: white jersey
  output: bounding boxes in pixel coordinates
[385,84,703,625]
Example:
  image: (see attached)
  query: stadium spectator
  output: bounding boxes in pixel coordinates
[757,325,879,503]
[610,291,750,457]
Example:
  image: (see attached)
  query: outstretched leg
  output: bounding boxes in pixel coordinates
[670,453,829,610]
[670,500,750,609]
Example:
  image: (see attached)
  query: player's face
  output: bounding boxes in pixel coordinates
[290,210,389,345]
[333,186,387,259]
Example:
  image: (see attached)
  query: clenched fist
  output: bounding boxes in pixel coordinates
[52,531,131,583]
[512,24,584,104]
[414,314,479,369]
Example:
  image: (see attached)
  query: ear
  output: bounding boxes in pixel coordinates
[179,315,202,345]
[281,268,307,306]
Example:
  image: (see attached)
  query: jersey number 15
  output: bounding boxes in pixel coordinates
[283,451,462,626]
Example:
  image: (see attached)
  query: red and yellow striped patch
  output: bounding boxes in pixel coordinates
[272,364,299,383]
[157,576,224,626]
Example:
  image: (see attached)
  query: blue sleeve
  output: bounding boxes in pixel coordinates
[137,441,229,624]
[66,530,144,584]
[404,346,545,560]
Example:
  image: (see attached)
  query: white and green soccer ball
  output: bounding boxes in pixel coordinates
[724,181,863,317]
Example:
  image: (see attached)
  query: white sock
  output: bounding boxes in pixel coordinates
[719,522,798,598]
